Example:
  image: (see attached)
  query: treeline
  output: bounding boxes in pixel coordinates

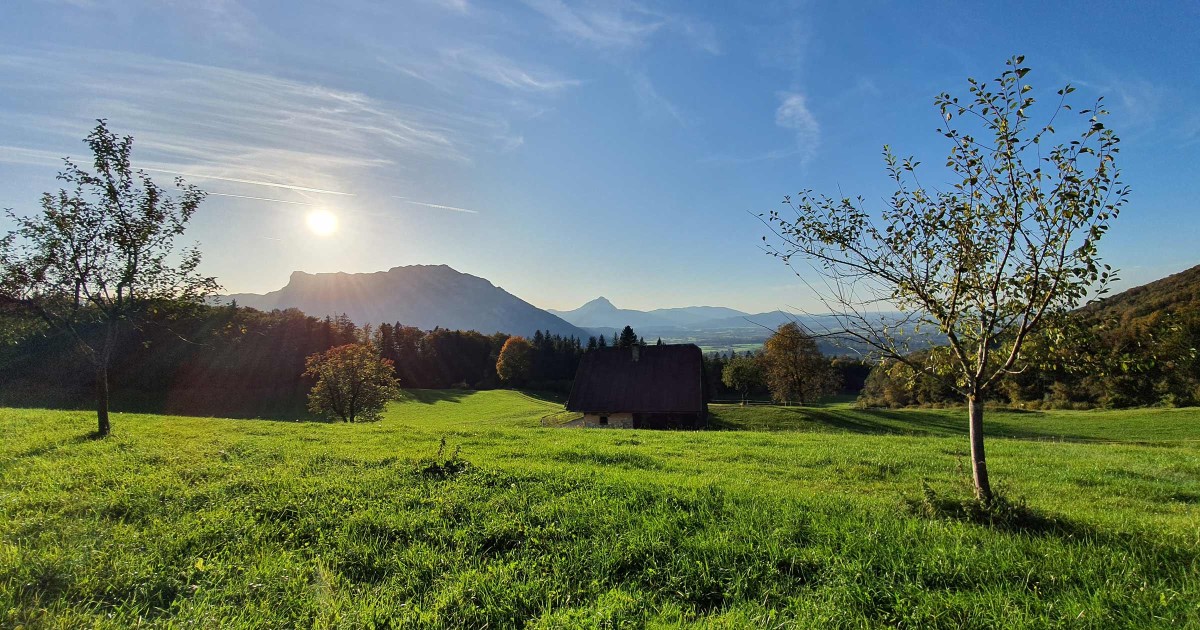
[375,324,582,390]
[859,271,1200,409]
[702,351,870,400]
[0,304,584,417]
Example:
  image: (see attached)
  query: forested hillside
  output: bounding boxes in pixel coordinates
[1078,265,1200,326]
[860,266,1200,409]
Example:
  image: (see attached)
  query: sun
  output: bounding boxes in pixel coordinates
[306,210,338,236]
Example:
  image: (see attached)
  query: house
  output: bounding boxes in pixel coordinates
[566,344,708,429]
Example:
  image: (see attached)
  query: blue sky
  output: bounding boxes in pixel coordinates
[1,1,1198,313]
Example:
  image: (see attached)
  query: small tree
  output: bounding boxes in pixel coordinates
[761,323,836,405]
[0,120,219,436]
[722,354,764,404]
[761,57,1128,500]
[304,343,400,422]
[495,336,533,386]
[617,325,638,348]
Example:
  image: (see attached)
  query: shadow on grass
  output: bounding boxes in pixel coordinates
[1,386,320,422]
[13,432,102,460]
[907,483,1082,536]
[402,389,474,405]
[709,405,1122,443]
[516,390,569,405]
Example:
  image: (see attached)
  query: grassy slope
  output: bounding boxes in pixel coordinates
[1,391,1198,628]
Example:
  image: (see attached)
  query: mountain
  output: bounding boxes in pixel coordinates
[549,298,831,336]
[224,264,586,339]
[649,306,749,326]
[548,297,677,330]
[688,310,807,330]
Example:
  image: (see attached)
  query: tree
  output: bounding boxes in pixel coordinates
[587,335,598,351]
[722,354,764,404]
[597,334,608,348]
[760,323,836,405]
[761,57,1127,501]
[0,120,219,436]
[495,336,533,386]
[304,343,399,422]
[617,325,638,348]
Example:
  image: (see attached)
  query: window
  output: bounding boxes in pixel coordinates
[599,416,609,425]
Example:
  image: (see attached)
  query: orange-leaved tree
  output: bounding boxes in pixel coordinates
[495,336,533,386]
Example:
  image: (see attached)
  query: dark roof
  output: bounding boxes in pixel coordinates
[566,344,705,414]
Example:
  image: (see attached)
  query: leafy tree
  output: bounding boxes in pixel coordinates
[762,57,1127,500]
[303,343,399,422]
[617,325,638,348]
[495,335,533,386]
[722,354,764,404]
[761,323,836,405]
[0,120,219,436]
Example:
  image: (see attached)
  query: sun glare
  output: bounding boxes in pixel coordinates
[306,210,338,236]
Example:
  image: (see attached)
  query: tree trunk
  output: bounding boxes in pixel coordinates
[96,365,111,437]
[967,395,992,502]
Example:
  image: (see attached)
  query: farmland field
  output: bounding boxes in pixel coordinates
[2,391,1198,628]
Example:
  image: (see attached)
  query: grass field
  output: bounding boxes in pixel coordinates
[2,391,1198,628]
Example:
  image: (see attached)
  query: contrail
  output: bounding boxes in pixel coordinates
[206,192,315,206]
[393,196,478,214]
[144,167,355,196]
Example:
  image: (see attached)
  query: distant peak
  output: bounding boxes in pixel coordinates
[583,296,615,308]
[386,263,457,273]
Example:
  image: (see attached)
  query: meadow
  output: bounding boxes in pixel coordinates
[2,391,1198,628]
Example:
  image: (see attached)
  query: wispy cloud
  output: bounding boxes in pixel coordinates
[440,48,581,92]
[775,91,820,164]
[631,71,687,126]
[701,91,820,165]
[522,0,719,53]
[426,0,470,13]
[383,47,579,96]
[393,196,479,214]
[0,50,519,198]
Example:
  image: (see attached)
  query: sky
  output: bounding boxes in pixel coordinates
[1,1,1198,314]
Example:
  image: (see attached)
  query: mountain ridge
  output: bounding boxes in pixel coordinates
[224,264,586,339]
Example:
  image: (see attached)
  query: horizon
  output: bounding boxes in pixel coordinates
[2,2,1198,313]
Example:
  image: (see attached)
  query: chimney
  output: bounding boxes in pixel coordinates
[631,346,640,362]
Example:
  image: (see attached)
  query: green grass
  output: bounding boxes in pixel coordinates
[2,390,1199,628]
[710,402,1200,443]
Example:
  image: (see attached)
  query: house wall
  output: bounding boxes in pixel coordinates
[633,412,705,430]
[582,413,633,428]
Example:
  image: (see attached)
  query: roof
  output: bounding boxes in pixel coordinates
[566,344,705,414]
